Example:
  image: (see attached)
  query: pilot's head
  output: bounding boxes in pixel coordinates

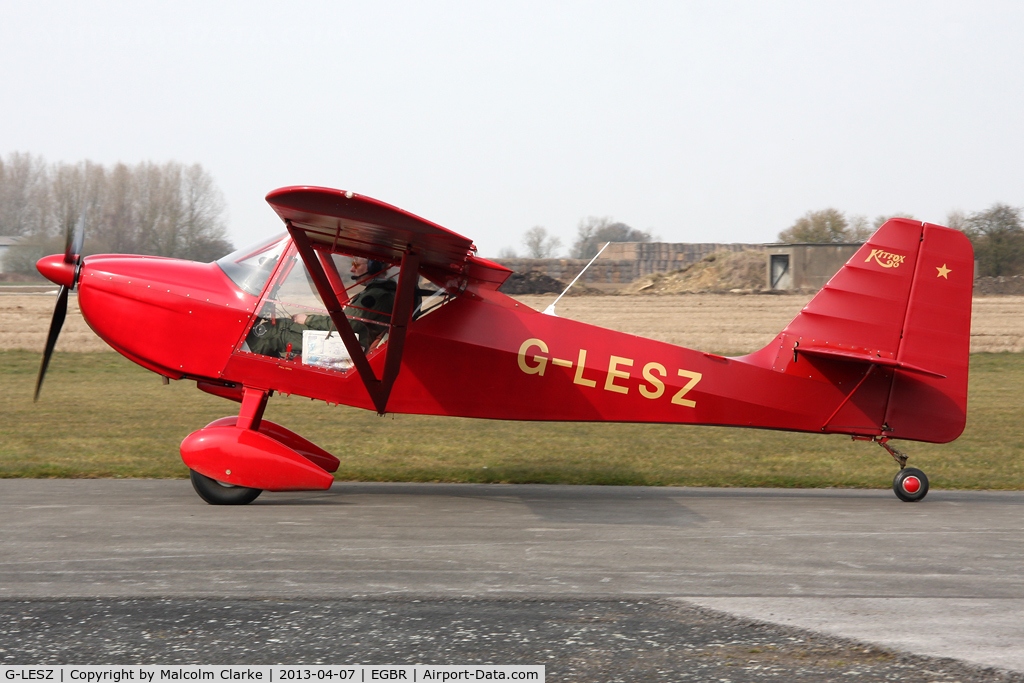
[350,257,385,280]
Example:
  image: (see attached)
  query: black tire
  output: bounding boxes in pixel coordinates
[893,467,929,502]
[189,469,262,505]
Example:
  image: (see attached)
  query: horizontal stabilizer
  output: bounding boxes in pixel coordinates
[797,346,946,378]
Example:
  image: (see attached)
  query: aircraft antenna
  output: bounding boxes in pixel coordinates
[542,242,610,316]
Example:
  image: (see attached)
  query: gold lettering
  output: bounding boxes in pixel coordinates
[517,338,548,376]
[671,369,702,408]
[573,349,597,388]
[639,362,666,399]
[866,249,905,269]
[604,356,633,394]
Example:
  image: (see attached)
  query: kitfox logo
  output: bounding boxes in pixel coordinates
[865,248,906,268]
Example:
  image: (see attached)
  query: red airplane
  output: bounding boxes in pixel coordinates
[34,186,974,505]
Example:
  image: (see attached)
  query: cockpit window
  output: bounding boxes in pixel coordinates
[235,245,459,372]
[216,234,288,296]
[240,250,403,370]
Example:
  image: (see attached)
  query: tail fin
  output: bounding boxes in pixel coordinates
[762,219,973,443]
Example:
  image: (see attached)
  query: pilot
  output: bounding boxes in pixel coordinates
[243,310,332,359]
[245,257,397,358]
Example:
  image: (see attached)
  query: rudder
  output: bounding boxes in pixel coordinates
[883,223,973,442]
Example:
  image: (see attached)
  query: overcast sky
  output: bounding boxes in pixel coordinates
[3,0,1023,257]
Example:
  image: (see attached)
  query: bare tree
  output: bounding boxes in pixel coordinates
[777,208,849,243]
[0,152,50,237]
[50,160,106,244]
[872,212,915,230]
[779,209,926,244]
[571,216,651,259]
[965,203,1024,277]
[945,209,969,233]
[0,154,234,272]
[522,226,562,258]
[88,162,135,254]
[134,161,184,257]
[846,214,873,241]
[178,163,231,262]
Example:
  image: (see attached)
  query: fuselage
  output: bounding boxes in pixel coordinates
[59,242,913,442]
[35,187,973,504]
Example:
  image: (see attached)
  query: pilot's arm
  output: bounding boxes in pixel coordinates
[245,318,309,358]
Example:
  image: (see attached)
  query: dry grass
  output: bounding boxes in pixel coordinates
[969,296,1024,353]
[4,292,1024,357]
[2,293,112,353]
[518,293,811,354]
[515,293,1024,355]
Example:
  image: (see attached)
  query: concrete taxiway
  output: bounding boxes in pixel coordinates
[0,480,1021,673]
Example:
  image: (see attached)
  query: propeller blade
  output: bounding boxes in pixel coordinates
[35,284,69,402]
[65,211,85,265]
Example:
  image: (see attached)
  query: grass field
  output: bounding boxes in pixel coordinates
[2,350,1021,490]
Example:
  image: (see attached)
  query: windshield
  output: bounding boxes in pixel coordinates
[216,234,288,296]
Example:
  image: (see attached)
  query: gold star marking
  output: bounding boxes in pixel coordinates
[937,264,951,279]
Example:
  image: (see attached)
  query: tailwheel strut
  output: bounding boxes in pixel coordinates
[875,436,908,469]
[854,436,930,502]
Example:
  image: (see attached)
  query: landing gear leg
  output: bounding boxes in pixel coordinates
[872,437,929,503]
[186,386,269,506]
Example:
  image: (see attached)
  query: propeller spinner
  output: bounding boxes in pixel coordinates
[34,215,85,401]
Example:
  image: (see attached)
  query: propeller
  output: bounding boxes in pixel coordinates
[35,213,86,401]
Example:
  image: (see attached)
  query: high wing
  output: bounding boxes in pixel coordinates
[265,186,511,414]
[268,186,474,278]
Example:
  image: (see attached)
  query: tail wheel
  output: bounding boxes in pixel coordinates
[893,467,929,502]
[189,469,262,505]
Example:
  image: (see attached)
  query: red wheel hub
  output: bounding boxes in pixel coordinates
[902,476,921,494]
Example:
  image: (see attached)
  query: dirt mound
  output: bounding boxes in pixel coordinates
[974,275,1024,295]
[498,271,568,295]
[622,250,768,294]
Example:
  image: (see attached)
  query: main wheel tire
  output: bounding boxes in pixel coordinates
[189,469,262,505]
[893,467,929,502]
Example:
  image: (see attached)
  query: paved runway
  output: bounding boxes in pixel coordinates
[0,480,1021,675]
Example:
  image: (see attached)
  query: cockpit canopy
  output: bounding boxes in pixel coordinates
[216,234,288,296]
[219,233,456,369]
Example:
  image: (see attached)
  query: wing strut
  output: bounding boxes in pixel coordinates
[287,222,420,415]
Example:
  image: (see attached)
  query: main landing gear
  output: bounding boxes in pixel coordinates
[874,437,929,502]
[189,469,262,505]
[179,387,340,505]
